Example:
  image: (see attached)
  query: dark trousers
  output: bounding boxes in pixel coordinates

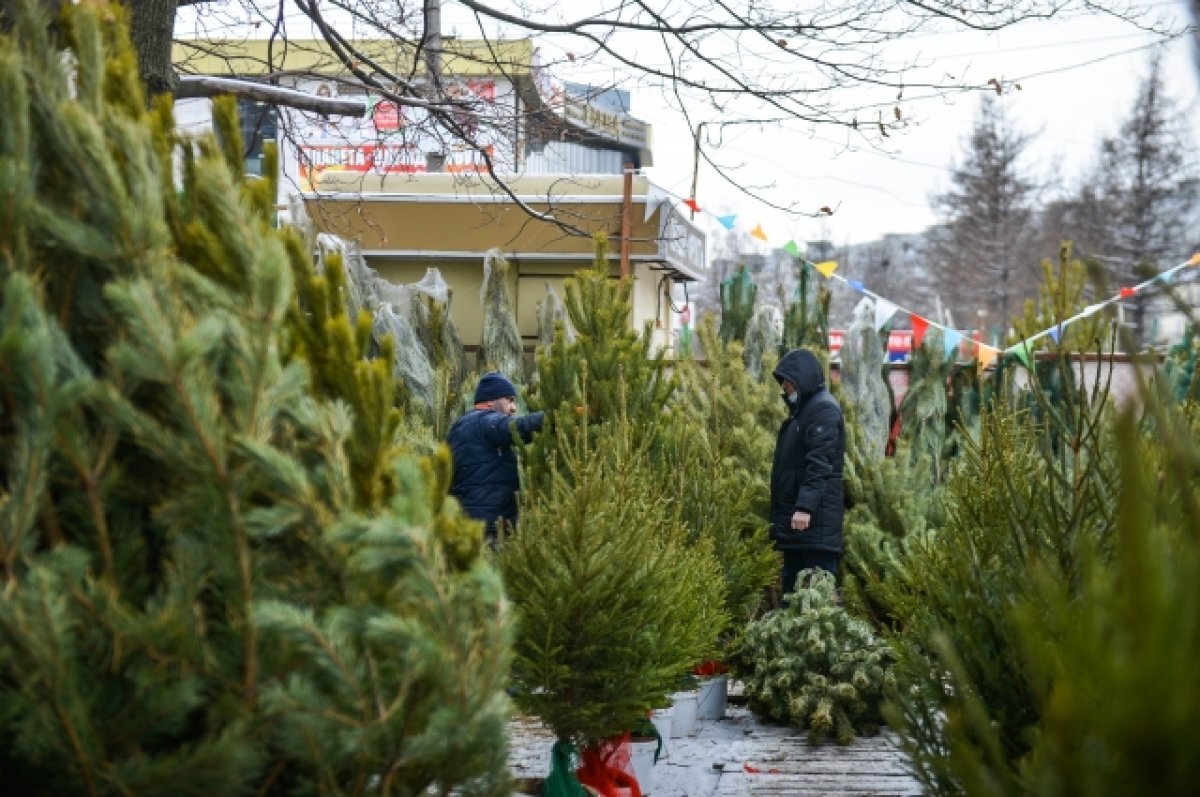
[780,549,839,597]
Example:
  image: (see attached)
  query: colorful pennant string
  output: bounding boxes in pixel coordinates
[648,185,1198,370]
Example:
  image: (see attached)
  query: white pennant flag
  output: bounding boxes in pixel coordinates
[644,184,669,222]
[874,298,898,330]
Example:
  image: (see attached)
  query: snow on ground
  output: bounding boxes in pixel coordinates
[508,699,925,796]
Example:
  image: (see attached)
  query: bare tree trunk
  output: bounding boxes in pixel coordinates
[122,0,180,98]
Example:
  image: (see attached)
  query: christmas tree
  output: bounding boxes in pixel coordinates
[735,569,894,744]
[0,5,509,794]
[499,417,725,749]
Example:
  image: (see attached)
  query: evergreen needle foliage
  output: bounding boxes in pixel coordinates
[882,377,1119,796]
[665,319,780,646]
[735,570,894,745]
[0,5,509,794]
[498,418,726,748]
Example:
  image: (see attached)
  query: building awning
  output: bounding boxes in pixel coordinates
[302,172,705,281]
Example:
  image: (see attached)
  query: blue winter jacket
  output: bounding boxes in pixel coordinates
[447,409,544,537]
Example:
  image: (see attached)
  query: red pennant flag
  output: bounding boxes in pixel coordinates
[1119,286,1137,299]
[684,197,701,213]
[911,314,929,347]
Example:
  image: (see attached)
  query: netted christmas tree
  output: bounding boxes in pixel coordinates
[734,570,894,744]
[780,260,831,353]
[1162,322,1198,405]
[742,303,783,379]
[897,330,955,484]
[0,5,509,794]
[718,264,757,343]
[479,248,524,380]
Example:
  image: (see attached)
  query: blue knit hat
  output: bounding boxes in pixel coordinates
[474,372,517,403]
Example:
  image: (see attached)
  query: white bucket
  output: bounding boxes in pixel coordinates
[696,674,728,720]
[649,707,672,759]
[628,738,657,794]
[670,691,698,737]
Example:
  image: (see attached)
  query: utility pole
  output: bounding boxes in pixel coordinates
[620,163,633,278]
[689,122,706,220]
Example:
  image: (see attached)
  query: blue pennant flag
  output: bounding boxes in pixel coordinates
[716,214,738,230]
[943,328,963,359]
[1048,324,1063,344]
[847,279,866,292]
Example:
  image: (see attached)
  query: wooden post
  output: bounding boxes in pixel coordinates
[620,163,633,279]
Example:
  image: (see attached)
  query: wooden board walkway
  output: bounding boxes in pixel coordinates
[509,705,924,796]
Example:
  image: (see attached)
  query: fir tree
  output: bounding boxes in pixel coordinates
[0,5,509,794]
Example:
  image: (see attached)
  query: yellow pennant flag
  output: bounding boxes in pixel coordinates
[1190,252,1200,266]
[750,223,768,242]
[814,260,838,278]
[977,344,999,371]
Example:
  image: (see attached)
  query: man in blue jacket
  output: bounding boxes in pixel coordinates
[447,372,545,542]
[769,348,846,596]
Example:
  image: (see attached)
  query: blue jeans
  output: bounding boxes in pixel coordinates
[780,549,839,597]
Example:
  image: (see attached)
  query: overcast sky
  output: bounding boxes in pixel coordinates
[627,11,1200,250]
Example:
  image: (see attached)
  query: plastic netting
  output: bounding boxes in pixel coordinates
[536,282,575,349]
[576,734,642,797]
[542,740,587,797]
[480,249,524,380]
[719,265,757,343]
[743,304,783,379]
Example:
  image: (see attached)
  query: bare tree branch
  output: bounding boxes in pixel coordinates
[176,75,367,115]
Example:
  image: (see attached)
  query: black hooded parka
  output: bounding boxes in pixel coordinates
[769,348,846,553]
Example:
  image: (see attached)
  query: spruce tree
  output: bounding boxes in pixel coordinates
[0,5,509,794]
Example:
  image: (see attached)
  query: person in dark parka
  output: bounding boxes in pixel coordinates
[769,348,846,596]
[447,372,544,542]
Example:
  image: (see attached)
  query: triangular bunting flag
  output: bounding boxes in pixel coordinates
[643,184,669,222]
[814,260,838,278]
[977,345,999,371]
[684,197,701,214]
[910,314,929,347]
[782,240,801,257]
[1190,252,1200,266]
[750,223,768,242]
[1008,341,1033,370]
[1118,286,1137,299]
[943,328,963,359]
[874,298,897,330]
[847,279,866,292]
[1048,324,1063,344]
[716,214,738,230]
